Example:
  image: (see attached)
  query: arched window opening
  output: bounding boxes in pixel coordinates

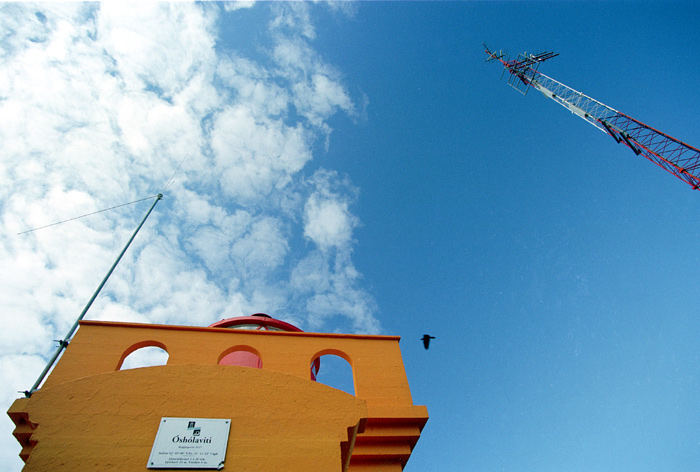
[218,346,262,369]
[119,345,169,370]
[311,352,354,396]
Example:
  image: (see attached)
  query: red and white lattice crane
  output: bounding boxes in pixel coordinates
[484,44,700,190]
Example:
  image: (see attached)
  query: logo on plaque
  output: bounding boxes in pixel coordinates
[148,417,231,469]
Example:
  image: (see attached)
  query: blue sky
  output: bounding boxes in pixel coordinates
[340,3,700,471]
[2,2,700,471]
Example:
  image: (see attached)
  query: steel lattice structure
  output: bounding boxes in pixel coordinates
[484,44,700,190]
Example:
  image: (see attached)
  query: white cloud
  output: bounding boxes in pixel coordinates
[303,169,359,250]
[0,4,379,469]
[211,104,312,201]
[273,36,354,129]
[292,250,379,334]
[304,190,357,251]
[96,3,218,99]
[217,55,289,118]
[269,2,316,40]
[223,1,256,13]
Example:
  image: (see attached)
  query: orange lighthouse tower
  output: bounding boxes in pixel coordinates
[8,313,428,471]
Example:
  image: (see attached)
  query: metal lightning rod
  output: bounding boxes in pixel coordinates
[24,193,163,397]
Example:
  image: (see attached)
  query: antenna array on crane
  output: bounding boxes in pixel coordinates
[484,43,700,190]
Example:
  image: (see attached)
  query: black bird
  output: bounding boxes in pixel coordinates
[421,334,435,350]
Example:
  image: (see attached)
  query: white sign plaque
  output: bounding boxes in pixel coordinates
[147,417,231,469]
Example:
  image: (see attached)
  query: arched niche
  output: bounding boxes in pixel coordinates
[310,349,355,396]
[218,345,263,369]
[117,341,169,370]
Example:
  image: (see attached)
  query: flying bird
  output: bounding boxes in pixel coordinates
[421,334,435,350]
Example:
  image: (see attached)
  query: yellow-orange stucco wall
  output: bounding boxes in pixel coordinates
[8,320,428,471]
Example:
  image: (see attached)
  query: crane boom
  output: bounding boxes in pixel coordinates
[484,44,700,190]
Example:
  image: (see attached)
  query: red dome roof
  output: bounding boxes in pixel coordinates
[208,313,304,332]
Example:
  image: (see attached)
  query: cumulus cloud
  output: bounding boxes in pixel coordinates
[304,170,359,250]
[0,3,379,469]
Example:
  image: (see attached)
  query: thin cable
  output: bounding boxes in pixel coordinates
[17,195,159,236]
[162,153,189,193]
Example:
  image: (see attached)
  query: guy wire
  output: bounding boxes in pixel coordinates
[17,195,160,236]
[162,152,189,193]
[17,152,190,236]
